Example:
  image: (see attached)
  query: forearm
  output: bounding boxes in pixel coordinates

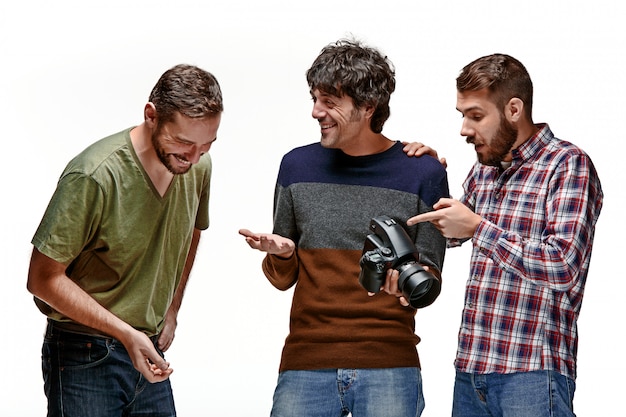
[167,228,201,316]
[473,218,591,291]
[27,248,135,340]
[29,247,174,381]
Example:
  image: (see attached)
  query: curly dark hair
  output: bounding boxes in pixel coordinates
[149,64,223,124]
[456,54,533,119]
[306,39,396,133]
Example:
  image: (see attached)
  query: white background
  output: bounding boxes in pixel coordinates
[1,1,623,416]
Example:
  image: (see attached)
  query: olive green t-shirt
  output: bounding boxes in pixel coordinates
[32,128,211,335]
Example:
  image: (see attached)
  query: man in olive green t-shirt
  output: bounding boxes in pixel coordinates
[27,64,222,417]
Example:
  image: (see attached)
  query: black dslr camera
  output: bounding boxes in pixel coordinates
[358,215,441,309]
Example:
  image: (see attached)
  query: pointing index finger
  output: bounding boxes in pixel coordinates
[407,211,444,226]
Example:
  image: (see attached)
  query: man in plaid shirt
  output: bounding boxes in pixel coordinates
[409,54,603,417]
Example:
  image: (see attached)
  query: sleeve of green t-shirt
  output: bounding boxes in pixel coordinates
[32,172,104,265]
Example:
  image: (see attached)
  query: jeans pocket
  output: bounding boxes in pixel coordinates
[55,335,112,370]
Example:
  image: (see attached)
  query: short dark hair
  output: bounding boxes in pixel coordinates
[149,64,223,123]
[306,39,396,133]
[456,54,533,119]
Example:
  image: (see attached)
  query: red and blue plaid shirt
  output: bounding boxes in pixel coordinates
[454,124,603,380]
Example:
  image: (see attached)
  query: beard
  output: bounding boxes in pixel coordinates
[151,128,191,175]
[468,116,518,167]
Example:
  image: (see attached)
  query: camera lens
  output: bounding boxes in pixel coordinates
[397,261,441,309]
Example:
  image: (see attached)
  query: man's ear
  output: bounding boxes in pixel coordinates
[505,97,524,123]
[144,102,158,127]
[363,103,375,120]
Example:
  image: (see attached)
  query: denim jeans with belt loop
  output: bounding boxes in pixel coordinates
[41,319,176,417]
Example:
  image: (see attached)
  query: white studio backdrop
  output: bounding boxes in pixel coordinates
[1,1,622,415]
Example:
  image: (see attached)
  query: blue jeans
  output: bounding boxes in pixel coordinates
[452,370,576,417]
[270,368,424,417]
[42,320,176,417]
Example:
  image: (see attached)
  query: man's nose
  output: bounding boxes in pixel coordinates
[460,119,473,137]
[312,101,326,119]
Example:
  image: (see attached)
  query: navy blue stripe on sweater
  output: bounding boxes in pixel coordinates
[277,141,448,207]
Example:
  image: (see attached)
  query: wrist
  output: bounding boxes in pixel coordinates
[274,249,294,260]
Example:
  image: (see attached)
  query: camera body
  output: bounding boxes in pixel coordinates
[358,215,441,308]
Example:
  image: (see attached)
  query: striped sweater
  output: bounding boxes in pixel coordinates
[262,141,449,372]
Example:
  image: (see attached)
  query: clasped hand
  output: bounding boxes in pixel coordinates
[123,329,173,383]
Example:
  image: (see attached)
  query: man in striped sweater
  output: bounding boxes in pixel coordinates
[240,39,449,417]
